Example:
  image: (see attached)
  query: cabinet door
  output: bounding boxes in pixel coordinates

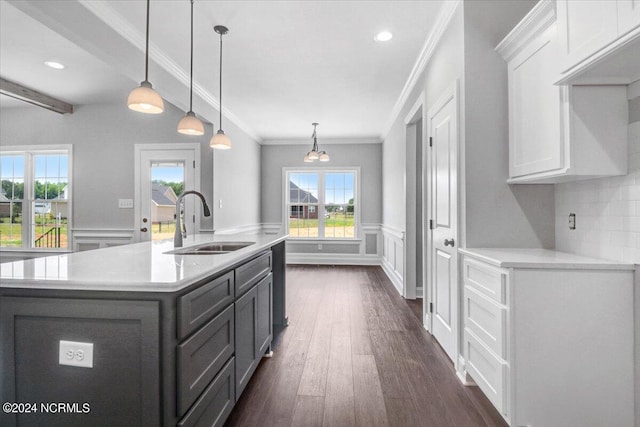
[256,273,273,356]
[508,24,564,179]
[557,0,618,72]
[618,0,640,35]
[234,285,258,400]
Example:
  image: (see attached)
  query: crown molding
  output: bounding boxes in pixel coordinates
[78,0,261,142]
[495,0,556,61]
[381,0,460,140]
[261,137,382,146]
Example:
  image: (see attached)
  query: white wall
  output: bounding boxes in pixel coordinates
[260,142,382,226]
[555,93,640,263]
[462,0,554,249]
[0,100,261,237]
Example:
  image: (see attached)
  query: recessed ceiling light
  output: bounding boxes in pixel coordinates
[44,61,65,70]
[374,31,393,42]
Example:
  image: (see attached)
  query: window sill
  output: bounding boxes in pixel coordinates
[286,238,362,243]
[0,248,73,254]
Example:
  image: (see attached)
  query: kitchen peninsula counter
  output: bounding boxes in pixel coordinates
[1,233,288,427]
[0,232,287,292]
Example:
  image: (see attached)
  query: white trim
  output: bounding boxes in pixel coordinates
[283,167,361,240]
[380,224,404,240]
[404,93,426,125]
[381,257,404,295]
[495,0,556,61]
[261,137,381,146]
[287,253,381,265]
[416,286,424,298]
[382,0,460,140]
[134,143,201,243]
[71,228,134,251]
[0,144,73,251]
[78,0,260,142]
[214,223,263,235]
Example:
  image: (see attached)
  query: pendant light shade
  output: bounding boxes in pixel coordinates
[304,123,329,163]
[210,130,231,149]
[178,111,205,135]
[210,25,231,149]
[128,0,164,114]
[128,81,164,114]
[178,0,204,135]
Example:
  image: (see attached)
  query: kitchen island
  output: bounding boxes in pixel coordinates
[0,232,287,427]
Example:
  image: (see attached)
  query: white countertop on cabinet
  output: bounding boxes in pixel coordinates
[0,232,287,292]
[459,248,635,270]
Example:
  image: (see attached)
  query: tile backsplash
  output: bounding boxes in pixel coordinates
[555,119,640,264]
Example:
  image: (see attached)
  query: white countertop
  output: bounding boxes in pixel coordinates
[459,248,635,270]
[0,232,287,292]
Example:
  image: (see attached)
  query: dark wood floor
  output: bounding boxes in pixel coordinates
[225,265,507,427]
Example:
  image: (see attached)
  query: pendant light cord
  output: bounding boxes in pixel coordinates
[144,0,150,82]
[218,30,223,130]
[189,0,194,112]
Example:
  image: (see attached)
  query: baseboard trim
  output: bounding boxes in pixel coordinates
[287,253,381,266]
[416,286,424,298]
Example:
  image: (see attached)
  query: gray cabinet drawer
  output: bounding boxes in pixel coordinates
[178,271,234,340]
[177,357,235,427]
[177,305,234,416]
[235,251,271,297]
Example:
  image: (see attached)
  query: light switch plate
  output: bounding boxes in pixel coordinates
[118,199,134,209]
[59,340,94,368]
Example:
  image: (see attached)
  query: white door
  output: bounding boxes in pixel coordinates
[134,144,200,243]
[429,87,458,363]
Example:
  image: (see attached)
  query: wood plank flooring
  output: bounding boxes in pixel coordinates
[225,265,507,427]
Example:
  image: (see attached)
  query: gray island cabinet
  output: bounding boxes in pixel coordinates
[0,234,287,427]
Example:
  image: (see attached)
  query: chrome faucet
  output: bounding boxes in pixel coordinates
[174,191,211,247]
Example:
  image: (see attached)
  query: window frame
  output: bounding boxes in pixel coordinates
[0,145,73,252]
[283,167,361,241]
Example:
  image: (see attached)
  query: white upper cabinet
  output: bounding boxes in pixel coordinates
[556,0,640,84]
[618,0,640,36]
[556,0,618,73]
[497,0,629,184]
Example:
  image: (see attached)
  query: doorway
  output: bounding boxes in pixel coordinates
[404,95,425,315]
[134,144,200,243]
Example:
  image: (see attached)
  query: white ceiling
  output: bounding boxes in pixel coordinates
[0,0,446,141]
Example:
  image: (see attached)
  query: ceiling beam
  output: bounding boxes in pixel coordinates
[0,77,73,114]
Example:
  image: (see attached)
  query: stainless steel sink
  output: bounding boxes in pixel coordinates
[166,241,255,255]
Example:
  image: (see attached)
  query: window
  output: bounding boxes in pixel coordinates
[286,169,358,239]
[0,146,72,250]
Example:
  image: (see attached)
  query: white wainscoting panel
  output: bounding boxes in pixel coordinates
[381,225,405,295]
[72,229,134,252]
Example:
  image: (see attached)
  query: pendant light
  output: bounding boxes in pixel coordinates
[210,25,231,149]
[177,0,204,135]
[127,0,164,114]
[304,123,330,162]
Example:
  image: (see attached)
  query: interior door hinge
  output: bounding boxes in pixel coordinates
[429,302,433,313]
[193,160,196,168]
[429,136,433,147]
[429,219,434,230]
[192,214,195,223]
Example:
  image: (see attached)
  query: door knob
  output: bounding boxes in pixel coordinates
[140,227,148,232]
[444,238,455,247]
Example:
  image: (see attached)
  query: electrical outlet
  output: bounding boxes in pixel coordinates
[318,244,323,250]
[59,340,94,368]
[569,213,576,230]
[118,199,134,209]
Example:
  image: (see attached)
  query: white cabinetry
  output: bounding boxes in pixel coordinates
[460,249,635,427]
[556,0,640,84]
[497,0,628,184]
[556,0,618,72]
